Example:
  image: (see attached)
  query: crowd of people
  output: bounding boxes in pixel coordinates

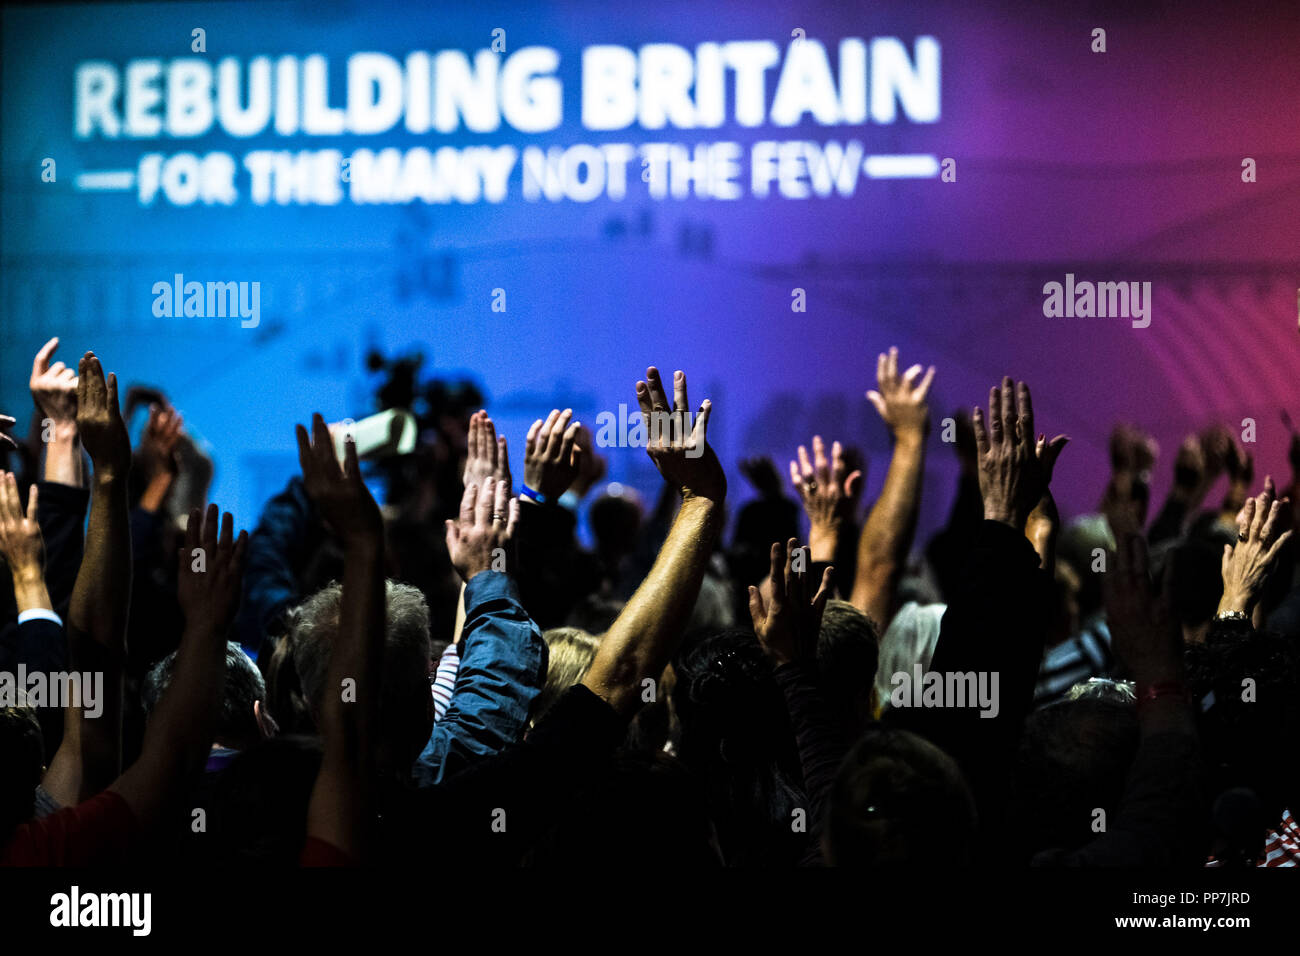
[0,336,1296,867]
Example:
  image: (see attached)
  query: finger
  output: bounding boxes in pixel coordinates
[1222,543,1233,581]
[972,406,990,459]
[844,470,864,500]
[672,369,689,414]
[559,419,580,465]
[797,444,814,482]
[1249,492,1268,540]
[444,519,459,553]
[812,435,830,485]
[467,412,483,464]
[1043,435,1069,480]
[747,585,766,630]
[1264,474,1277,501]
[886,347,899,384]
[493,474,509,529]
[481,416,498,465]
[343,434,362,482]
[1265,529,1294,565]
[901,364,924,388]
[32,337,58,377]
[634,382,653,423]
[459,480,478,526]
[768,541,785,605]
[865,390,887,421]
[202,502,219,558]
[219,510,233,553]
[1239,497,1257,540]
[785,537,802,603]
[475,477,495,528]
[644,367,671,413]
[79,353,106,410]
[25,483,39,523]
[830,440,847,484]
[505,496,520,540]
[525,419,543,458]
[789,459,802,492]
[185,507,202,552]
[497,435,511,484]
[1260,499,1283,544]
[0,473,14,520]
[105,372,119,417]
[232,530,249,571]
[988,386,1003,445]
[875,352,887,389]
[311,414,341,476]
[1000,377,1017,444]
[48,362,67,378]
[538,408,562,457]
[915,365,936,401]
[1017,381,1034,446]
[295,424,313,479]
[812,566,834,618]
[690,399,711,447]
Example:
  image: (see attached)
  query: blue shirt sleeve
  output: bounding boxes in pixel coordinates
[411,570,547,788]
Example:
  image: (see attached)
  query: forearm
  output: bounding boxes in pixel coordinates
[9,563,52,613]
[41,426,84,488]
[851,432,925,622]
[413,571,545,787]
[137,471,174,513]
[583,495,723,715]
[1148,488,1195,545]
[308,536,384,856]
[69,474,131,653]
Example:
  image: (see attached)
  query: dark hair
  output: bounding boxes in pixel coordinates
[1012,697,1139,858]
[672,628,806,866]
[816,600,879,736]
[0,706,44,843]
[827,725,976,866]
[143,641,265,748]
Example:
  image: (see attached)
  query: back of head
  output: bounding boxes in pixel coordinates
[672,628,804,865]
[827,725,976,866]
[816,600,879,736]
[1013,694,1139,858]
[289,579,433,772]
[533,627,601,725]
[0,703,44,843]
[143,641,266,749]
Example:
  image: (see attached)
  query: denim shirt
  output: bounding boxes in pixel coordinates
[412,570,546,788]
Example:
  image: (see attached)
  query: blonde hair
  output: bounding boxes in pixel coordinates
[532,627,602,724]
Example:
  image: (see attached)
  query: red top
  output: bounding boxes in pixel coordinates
[1,790,138,866]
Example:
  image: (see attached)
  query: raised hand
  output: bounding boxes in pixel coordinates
[1220,480,1294,617]
[866,346,935,441]
[139,403,184,479]
[971,378,1066,530]
[790,436,863,561]
[30,337,79,426]
[462,409,512,489]
[634,366,725,503]
[296,413,383,546]
[176,503,248,634]
[75,352,131,480]
[0,472,41,577]
[523,408,580,500]
[445,476,519,582]
[748,538,834,666]
[568,422,607,499]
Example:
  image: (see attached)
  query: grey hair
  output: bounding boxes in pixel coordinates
[287,579,432,719]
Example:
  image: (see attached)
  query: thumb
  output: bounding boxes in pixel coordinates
[747,585,765,630]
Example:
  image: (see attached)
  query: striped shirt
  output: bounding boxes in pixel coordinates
[430,643,460,722]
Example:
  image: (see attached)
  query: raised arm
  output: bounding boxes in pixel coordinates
[42,353,134,804]
[581,367,726,717]
[850,348,934,626]
[790,436,863,572]
[299,414,386,862]
[29,337,84,489]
